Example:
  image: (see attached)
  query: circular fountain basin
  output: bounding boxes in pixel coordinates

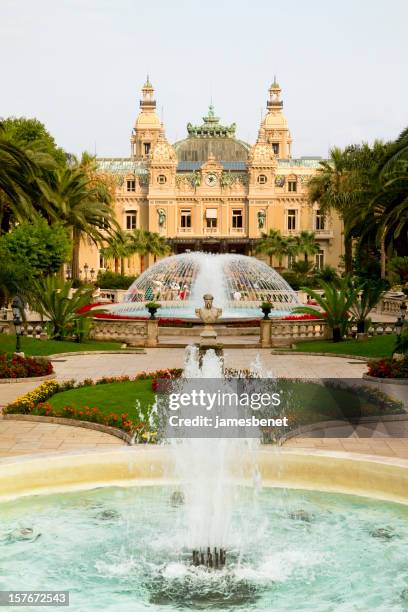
[1,450,408,611]
[105,253,300,320]
[1,447,408,504]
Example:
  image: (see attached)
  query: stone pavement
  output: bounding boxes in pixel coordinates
[48,349,369,383]
[0,349,407,461]
[0,420,123,458]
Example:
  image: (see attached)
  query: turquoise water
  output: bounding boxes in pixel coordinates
[1,486,408,611]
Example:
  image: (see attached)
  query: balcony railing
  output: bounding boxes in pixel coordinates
[314,228,334,239]
[230,227,245,233]
[204,227,218,234]
[178,227,192,233]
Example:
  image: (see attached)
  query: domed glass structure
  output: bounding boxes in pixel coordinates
[106,253,300,320]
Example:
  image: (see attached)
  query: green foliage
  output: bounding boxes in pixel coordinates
[29,276,95,340]
[255,229,294,267]
[145,302,160,309]
[348,278,387,329]
[295,231,320,262]
[1,117,67,165]
[394,330,408,355]
[96,270,136,289]
[315,265,340,284]
[388,256,408,284]
[293,277,360,341]
[0,218,71,276]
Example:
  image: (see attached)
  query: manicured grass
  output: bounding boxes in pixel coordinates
[48,380,155,417]
[276,380,403,426]
[0,335,124,356]
[46,379,403,430]
[292,334,396,359]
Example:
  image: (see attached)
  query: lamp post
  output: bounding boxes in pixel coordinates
[11,296,24,355]
[84,263,89,281]
[90,268,95,282]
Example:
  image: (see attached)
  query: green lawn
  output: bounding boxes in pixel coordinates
[0,335,125,356]
[292,334,396,359]
[46,379,403,429]
[48,380,155,417]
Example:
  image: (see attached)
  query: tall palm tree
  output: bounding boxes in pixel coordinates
[255,229,290,268]
[307,147,357,273]
[128,229,170,272]
[39,167,118,279]
[295,230,320,263]
[101,230,135,275]
[149,232,171,263]
[0,130,40,233]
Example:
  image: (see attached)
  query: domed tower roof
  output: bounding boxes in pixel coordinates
[174,105,249,163]
[134,75,161,130]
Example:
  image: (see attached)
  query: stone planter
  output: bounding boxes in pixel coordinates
[261,306,272,320]
[147,306,158,320]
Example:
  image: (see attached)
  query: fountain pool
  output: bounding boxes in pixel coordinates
[105,252,300,320]
[1,485,408,610]
[1,349,407,610]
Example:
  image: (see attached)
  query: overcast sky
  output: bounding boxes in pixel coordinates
[1,0,407,159]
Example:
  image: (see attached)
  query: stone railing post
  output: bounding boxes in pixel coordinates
[146,320,159,347]
[260,319,272,348]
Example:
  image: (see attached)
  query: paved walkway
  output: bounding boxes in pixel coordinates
[0,420,123,458]
[0,349,407,461]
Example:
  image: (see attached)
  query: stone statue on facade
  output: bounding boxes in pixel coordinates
[157,208,166,227]
[257,209,266,229]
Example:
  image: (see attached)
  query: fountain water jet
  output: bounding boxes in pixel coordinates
[168,344,261,570]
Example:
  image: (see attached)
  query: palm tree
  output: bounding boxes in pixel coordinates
[29,275,95,340]
[39,167,118,279]
[0,130,40,232]
[255,229,290,268]
[295,230,320,263]
[128,229,170,272]
[308,147,357,273]
[293,277,360,342]
[101,230,135,275]
[149,232,171,263]
[348,278,386,333]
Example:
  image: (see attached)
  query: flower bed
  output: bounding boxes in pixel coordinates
[366,357,408,379]
[281,313,322,321]
[0,353,53,379]
[4,368,183,438]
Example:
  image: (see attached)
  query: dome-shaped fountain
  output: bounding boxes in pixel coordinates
[106,252,300,319]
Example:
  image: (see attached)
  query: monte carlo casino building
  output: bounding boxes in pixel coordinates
[78,78,343,277]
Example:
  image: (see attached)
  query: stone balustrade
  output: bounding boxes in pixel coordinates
[373,296,406,316]
[0,320,49,339]
[90,318,158,347]
[260,318,329,347]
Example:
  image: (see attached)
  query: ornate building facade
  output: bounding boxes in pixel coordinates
[78,78,343,277]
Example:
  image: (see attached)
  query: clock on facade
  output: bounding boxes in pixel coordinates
[205,173,218,186]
